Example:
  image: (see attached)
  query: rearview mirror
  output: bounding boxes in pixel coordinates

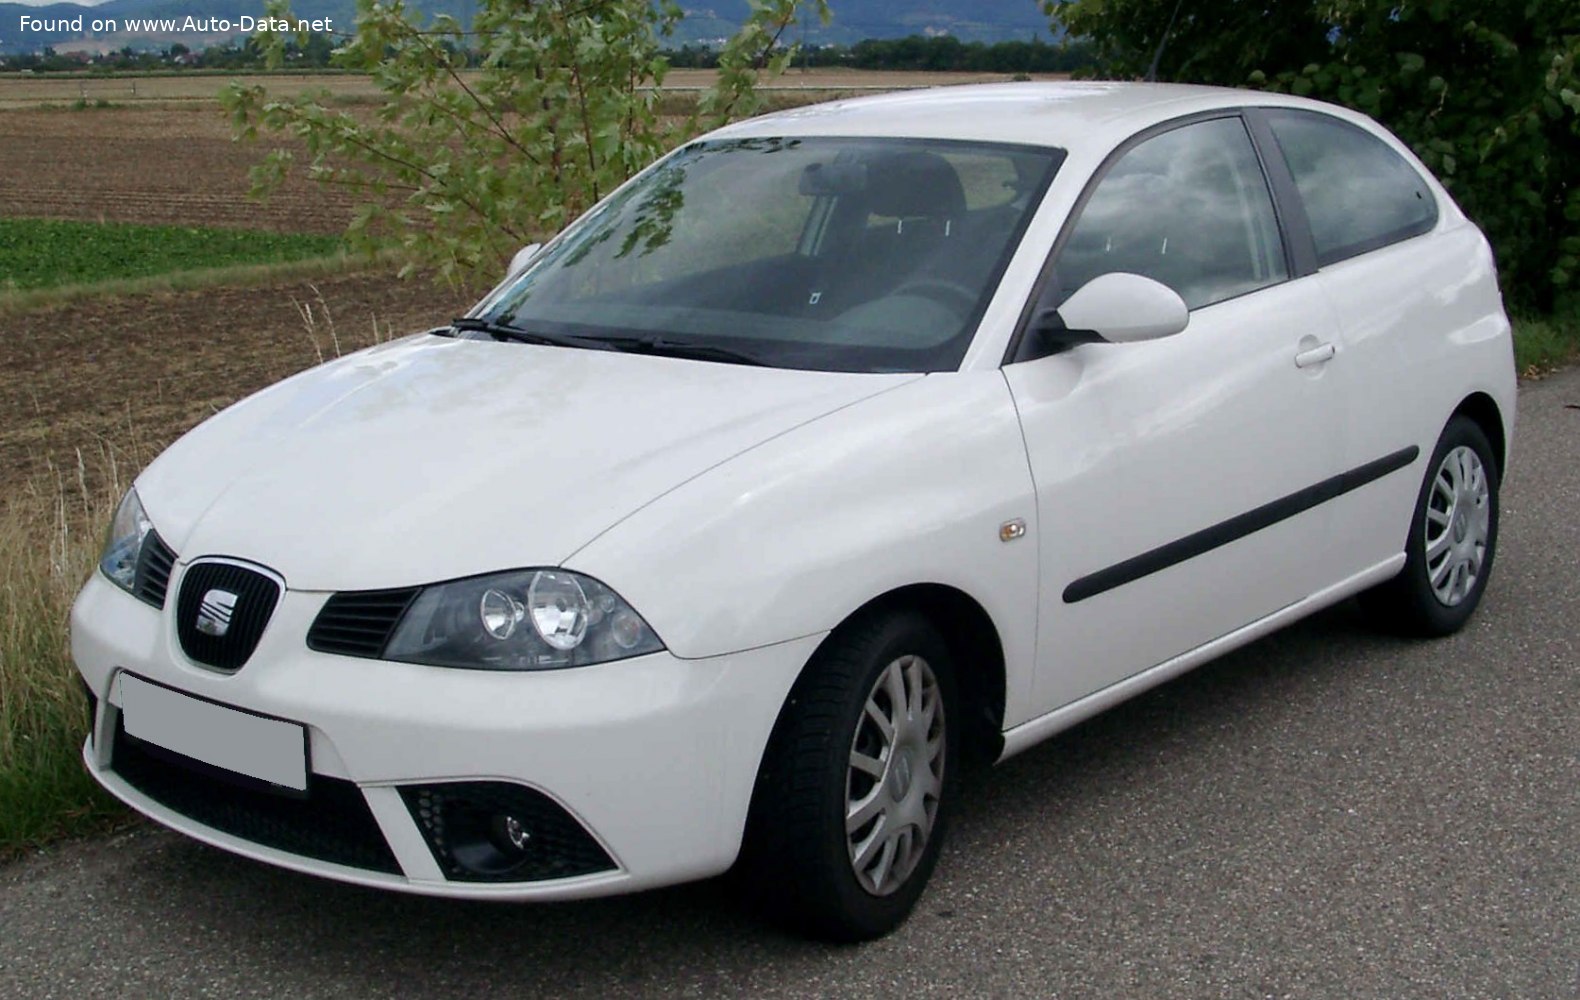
[799,160,868,197]
[1037,272,1189,349]
[507,242,543,278]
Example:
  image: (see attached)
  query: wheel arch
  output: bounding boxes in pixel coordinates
[791,583,1008,767]
[737,581,1008,890]
[1451,391,1507,476]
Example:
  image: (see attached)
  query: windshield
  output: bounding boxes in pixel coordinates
[477,137,1064,373]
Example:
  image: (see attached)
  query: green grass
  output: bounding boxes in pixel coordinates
[1512,311,1580,376]
[0,218,343,293]
[0,253,369,318]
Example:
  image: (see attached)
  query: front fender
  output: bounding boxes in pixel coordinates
[564,372,1041,720]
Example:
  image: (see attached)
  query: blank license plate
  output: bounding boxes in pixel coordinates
[118,673,308,792]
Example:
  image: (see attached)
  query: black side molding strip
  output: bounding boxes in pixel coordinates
[1062,445,1421,604]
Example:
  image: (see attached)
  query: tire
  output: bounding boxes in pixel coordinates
[1360,415,1500,636]
[741,609,960,942]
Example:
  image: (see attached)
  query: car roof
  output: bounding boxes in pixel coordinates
[707,81,1354,154]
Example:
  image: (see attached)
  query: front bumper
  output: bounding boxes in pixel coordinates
[72,570,820,899]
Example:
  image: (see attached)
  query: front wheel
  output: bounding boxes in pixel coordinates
[1361,416,1500,636]
[742,610,959,941]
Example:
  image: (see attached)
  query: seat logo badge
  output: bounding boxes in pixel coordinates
[196,589,239,637]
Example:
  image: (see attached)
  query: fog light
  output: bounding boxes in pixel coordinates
[491,813,531,853]
[399,782,616,883]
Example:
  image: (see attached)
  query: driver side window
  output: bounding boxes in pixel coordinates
[1056,116,1288,310]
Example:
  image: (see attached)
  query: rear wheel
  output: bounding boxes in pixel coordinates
[742,610,959,941]
[1361,416,1499,636]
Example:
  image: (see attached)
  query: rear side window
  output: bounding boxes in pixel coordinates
[1267,110,1438,266]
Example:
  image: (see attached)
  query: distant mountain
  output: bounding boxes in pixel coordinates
[1,0,1053,55]
[670,1,1051,45]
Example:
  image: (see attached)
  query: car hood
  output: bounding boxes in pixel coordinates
[138,334,917,591]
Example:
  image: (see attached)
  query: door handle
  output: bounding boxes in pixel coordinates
[1294,342,1336,368]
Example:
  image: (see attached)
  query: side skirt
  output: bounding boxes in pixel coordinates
[997,553,1406,762]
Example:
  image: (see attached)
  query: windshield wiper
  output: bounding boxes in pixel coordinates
[452,319,769,366]
[585,334,772,368]
[449,316,615,351]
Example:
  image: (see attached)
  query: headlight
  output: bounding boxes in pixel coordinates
[384,569,663,670]
[100,488,153,594]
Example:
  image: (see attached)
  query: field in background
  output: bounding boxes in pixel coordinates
[0,218,342,290]
[0,69,1048,233]
[0,104,359,232]
[0,67,1052,109]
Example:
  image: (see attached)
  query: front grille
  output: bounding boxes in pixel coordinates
[307,587,420,658]
[110,719,401,874]
[175,561,281,671]
[133,531,177,608]
[401,782,616,883]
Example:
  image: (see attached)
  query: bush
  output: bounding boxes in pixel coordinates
[225,0,828,286]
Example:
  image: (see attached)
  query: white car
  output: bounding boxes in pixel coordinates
[73,82,1515,940]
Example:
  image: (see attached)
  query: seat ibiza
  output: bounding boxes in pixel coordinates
[73,82,1515,940]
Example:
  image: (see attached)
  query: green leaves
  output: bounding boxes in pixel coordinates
[228,0,818,288]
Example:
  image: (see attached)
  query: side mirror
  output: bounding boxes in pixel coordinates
[1035,272,1189,349]
[507,242,543,278]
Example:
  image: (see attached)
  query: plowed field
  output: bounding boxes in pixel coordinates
[0,106,356,233]
[0,69,1034,231]
[0,271,471,496]
[0,68,1038,109]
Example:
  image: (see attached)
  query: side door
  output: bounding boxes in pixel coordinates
[1003,113,1353,721]
[1254,108,1500,587]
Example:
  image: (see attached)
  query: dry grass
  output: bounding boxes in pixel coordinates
[0,452,139,857]
[1513,311,1580,378]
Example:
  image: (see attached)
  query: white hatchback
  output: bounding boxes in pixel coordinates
[73,83,1515,940]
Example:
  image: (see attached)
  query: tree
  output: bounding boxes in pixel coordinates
[224,0,829,286]
[1047,0,1580,311]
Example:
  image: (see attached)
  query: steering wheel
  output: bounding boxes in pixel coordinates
[891,278,978,319]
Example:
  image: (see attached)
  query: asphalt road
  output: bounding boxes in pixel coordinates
[3,369,1577,999]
